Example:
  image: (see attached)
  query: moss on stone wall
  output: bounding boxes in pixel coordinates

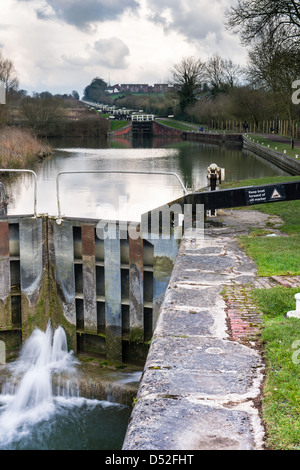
[20,259,76,351]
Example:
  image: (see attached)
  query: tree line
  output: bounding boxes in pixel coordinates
[82,1,300,132]
[172,0,300,129]
[0,55,107,138]
[1,1,300,135]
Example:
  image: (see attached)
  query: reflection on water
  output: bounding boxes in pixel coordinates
[3,137,289,220]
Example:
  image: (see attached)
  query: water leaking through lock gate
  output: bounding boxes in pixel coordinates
[0,321,135,449]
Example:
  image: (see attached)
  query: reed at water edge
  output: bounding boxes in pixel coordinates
[0,127,52,169]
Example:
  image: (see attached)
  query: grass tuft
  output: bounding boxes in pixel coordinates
[0,127,51,168]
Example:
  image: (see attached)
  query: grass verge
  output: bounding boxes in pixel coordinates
[222,176,300,276]
[156,118,198,132]
[248,134,300,160]
[240,233,300,276]
[109,120,129,132]
[252,287,300,450]
[222,175,300,449]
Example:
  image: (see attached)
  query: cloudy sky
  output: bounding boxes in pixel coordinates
[0,0,247,97]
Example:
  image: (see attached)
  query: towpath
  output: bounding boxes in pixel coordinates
[123,209,300,450]
[253,133,300,149]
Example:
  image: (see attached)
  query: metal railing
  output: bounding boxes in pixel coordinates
[56,170,188,221]
[0,169,38,217]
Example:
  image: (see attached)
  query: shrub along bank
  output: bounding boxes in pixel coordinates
[0,97,110,169]
[9,95,110,139]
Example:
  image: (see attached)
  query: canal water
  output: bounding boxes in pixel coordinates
[0,136,289,450]
[0,400,131,450]
[0,322,132,450]
[4,136,289,220]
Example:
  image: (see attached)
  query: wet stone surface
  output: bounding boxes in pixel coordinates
[124,395,256,451]
[139,336,263,398]
[123,215,267,451]
[153,307,214,337]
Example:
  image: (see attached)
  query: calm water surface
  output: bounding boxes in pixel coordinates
[5,137,289,220]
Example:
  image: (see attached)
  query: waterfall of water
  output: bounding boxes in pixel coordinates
[0,321,79,446]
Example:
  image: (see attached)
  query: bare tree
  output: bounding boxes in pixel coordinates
[247,33,300,120]
[205,54,243,96]
[225,0,300,47]
[0,52,18,127]
[171,56,206,114]
[248,31,300,88]
[226,1,300,122]
[0,51,19,93]
[22,93,65,136]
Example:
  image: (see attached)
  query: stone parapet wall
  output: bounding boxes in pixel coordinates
[123,225,265,450]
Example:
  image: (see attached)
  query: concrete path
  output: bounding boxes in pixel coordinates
[123,211,273,450]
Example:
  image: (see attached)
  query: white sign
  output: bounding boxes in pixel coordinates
[0,82,6,105]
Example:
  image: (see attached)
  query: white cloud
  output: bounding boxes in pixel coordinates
[63,37,130,70]
[146,0,229,42]
[92,38,130,69]
[18,0,140,29]
[0,0,247,95]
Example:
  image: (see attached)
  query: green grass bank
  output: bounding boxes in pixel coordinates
[222,175,300,449]
[248,134,300,161]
